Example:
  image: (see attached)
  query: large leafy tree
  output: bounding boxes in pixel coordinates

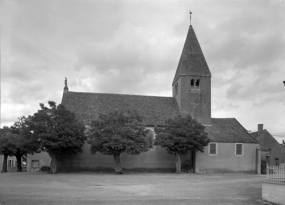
[0,127,17,173]
[87,110,149,174]
[10,116,40,172]
[29,101,86,173]
[155,115,210,173]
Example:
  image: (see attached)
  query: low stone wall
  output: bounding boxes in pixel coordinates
[262,181,285,205]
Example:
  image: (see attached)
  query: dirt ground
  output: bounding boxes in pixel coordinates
[0,172,273,205]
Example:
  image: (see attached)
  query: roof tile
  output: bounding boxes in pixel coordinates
[61,92,180,126]
[173,25,211,85]
[62,92,257,144]
[206,118,258,143]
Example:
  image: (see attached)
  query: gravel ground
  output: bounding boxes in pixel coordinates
[0,172,273,205]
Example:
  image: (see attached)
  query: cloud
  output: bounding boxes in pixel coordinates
[1,0,285,136]
[72,21,180,94]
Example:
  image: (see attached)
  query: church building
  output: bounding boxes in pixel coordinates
[28,21,261,174]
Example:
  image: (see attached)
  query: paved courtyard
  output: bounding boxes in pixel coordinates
[0,172,273,205]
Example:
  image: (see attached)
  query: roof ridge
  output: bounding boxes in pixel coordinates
[211,117,236,120]
[65,91,174,99]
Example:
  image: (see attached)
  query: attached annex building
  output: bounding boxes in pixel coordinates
[28,22,261,173]
[250,124,285,168]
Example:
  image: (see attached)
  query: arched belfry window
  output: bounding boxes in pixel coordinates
[196,79,200,88]
[190,79,195,87]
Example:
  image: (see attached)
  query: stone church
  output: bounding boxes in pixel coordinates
[29,23,261,174]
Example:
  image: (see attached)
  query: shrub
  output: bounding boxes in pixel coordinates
[40,166,51,172]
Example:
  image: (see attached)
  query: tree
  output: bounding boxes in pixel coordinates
[10,116,40,172]
[0,127,17,173]
[87,110,149,174]
[28,101,86,173]
[154,115,210,173]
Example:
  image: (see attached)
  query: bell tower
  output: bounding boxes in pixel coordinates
[172,19,211,126]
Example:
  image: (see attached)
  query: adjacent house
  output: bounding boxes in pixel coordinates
[27,21,261,174]
[0,155,26,172]
[27,152,51,172]
[250,124,285,167]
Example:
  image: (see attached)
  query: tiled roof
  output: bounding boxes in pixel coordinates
[206,118,259,143]
[61,92,257,144]
[249,132,258,141]
[173,25,211,85]
[61,91,180,126]
[250,129,285,150]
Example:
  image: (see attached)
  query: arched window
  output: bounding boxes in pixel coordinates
[190,79,195,87]
[196,79,200,88]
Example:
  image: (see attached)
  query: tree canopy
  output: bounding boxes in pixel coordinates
[87,110,149,174]
[154,115,210,173]
[28,101,86,173]
[10,116,40,172]
[0,127,17,172]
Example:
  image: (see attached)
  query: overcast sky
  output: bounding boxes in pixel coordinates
[1,0,285,142]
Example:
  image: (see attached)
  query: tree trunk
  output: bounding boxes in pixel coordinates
[50,153,58,174]
[16,154,23,172]
[113,153,123,174]
[175,153,181,174]
[1,154,8,173]
[192,151,196,174]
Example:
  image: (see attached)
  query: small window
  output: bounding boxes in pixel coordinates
[8,159,14,167]
[32,160,40,168]
[196,79,200,87]
[235,144,243,155]
[209,143,217,155]
[190,79,195,87]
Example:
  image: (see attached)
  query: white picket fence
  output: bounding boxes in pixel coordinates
[266,165,285,183]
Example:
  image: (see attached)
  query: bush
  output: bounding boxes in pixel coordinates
[40,166,51,172]
[181,160,194,173]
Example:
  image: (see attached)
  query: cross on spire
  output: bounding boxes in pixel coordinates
[64,77,69,93]
[189,11,192,26]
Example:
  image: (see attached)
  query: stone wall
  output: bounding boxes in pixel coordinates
[195,143,259,174]
[176,75,211,126]
[58,142,179,172]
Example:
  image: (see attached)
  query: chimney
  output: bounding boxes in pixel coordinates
[258,124,263,137]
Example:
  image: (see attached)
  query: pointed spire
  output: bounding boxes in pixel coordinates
[172,25,211,85]
[64,77,69,93]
